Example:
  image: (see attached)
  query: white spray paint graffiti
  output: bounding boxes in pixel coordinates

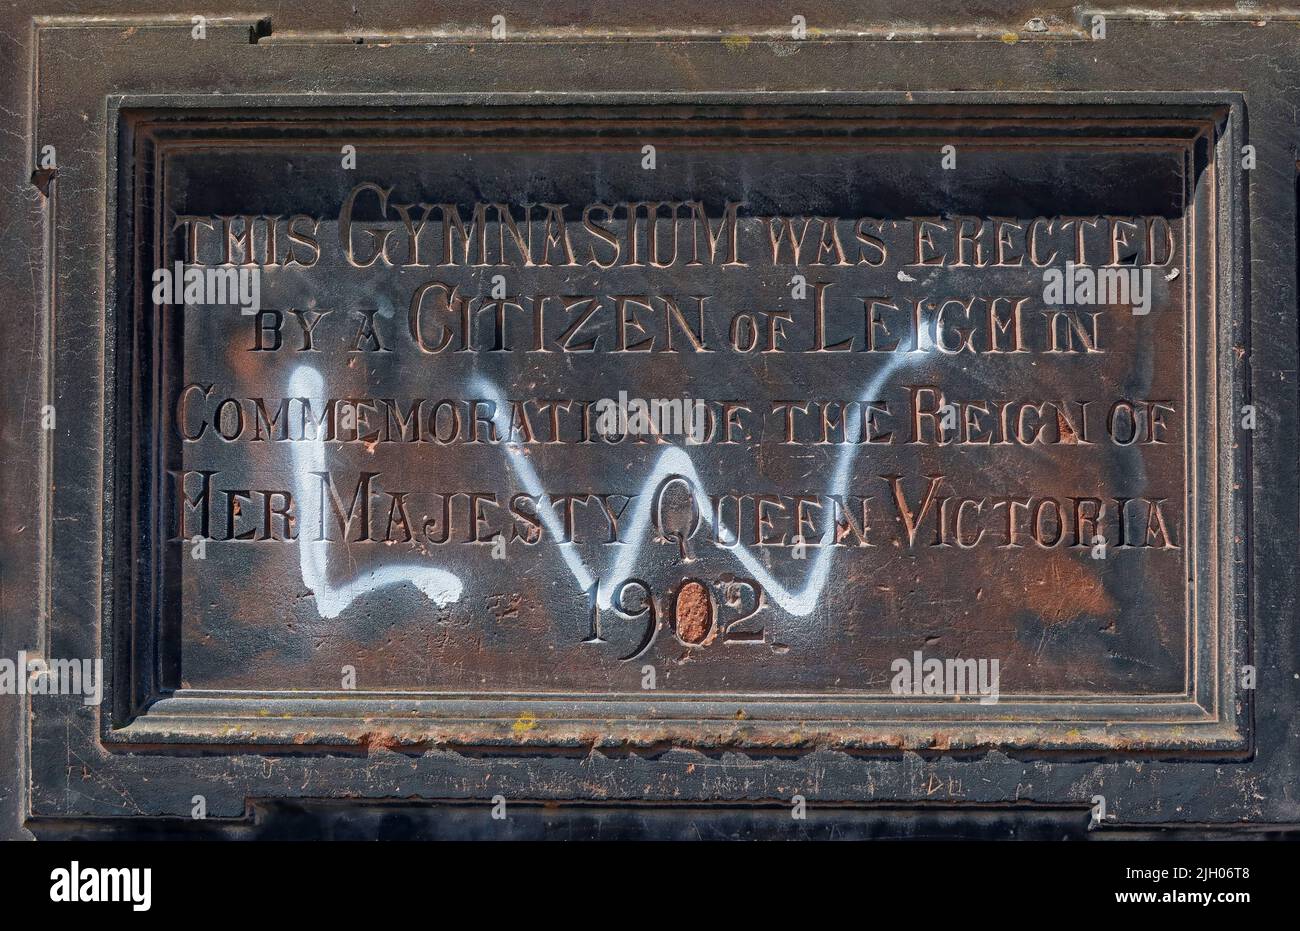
[287,365,462,618]
[286,351,909,618]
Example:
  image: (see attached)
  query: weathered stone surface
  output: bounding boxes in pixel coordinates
[131,108,1218,741]
[0,2,1293,838]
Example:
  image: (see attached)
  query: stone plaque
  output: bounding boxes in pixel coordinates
[112,105,1233,751]
[3,4,1293,838]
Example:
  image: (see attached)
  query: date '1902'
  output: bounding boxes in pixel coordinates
[582,578,766,659]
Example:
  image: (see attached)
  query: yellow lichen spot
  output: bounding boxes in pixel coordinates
[722,34,752,51]
[1001,32,1019,44]
[512,712,538,735]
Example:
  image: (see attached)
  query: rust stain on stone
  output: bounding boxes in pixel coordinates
[1056,409,1079,444]
[674,580,714,644]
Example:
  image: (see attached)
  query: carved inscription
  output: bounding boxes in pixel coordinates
[150,130,1191,697]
